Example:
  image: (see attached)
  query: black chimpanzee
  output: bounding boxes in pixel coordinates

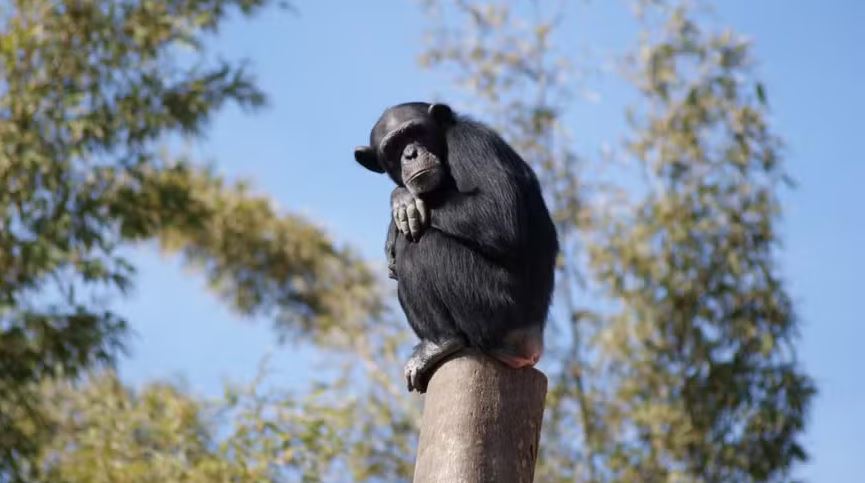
[354,102,558,393]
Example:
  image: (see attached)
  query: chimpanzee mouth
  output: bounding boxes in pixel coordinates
[404,153,440,182]
[405,167,436,183]
[405,167,444,195]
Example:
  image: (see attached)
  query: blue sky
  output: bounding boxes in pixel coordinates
[117,1,864,480]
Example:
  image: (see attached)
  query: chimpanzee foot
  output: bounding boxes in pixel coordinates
[404,338,465,393]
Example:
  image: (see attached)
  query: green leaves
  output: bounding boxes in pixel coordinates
[0,1,391,478]
[0,1,815,481]
[128,162,386,339]
[23,366,416,482]
[420,1,813,481]
[588,4,814,481]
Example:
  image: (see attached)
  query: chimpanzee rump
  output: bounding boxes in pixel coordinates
[354,102,558,393]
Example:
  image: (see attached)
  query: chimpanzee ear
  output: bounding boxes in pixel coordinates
[354,146,385,173]
[429,103,454,126]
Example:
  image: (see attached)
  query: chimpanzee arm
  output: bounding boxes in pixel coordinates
[428,183,524,258]
[386,218,398,280]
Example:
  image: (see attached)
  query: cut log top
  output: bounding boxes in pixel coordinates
[413,350,548,483]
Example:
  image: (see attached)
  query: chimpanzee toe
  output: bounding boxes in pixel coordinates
[404,356,431,393]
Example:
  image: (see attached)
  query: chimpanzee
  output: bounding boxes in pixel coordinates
[354,102,558,393]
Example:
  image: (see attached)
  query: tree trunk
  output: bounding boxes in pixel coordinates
[413,350,547,483]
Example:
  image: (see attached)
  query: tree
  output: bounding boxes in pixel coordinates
[30,368,410,482]
[1,1,815,481]
[418,1,814,481]
[590,5,815,479]
[0,0,384,478]
[35,371,242,482]
[15,352,417,482]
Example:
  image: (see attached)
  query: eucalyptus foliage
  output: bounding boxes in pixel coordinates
[0,0,382,478]
[31,369,411,482]
[418,1,813,481]
[0,1,814,481]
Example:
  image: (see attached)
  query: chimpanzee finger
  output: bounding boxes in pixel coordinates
[406,203,421,239]
[415,198,428,226]
[396,205,410,238]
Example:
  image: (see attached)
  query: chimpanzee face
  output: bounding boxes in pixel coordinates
[354,103,454,197]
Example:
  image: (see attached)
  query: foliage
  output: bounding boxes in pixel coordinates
[0,0,815,481]
[18,365,414,482]
[589,6,815,480]
[418,1,814,481]
[0,0,383,478]
[34,372,237,482]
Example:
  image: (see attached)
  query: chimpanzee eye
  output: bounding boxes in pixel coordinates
[383,138,407,161]
[382,124,425,161]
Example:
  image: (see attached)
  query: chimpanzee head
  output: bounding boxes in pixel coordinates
[354,102,455,196]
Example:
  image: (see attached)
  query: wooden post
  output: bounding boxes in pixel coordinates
[413,350,547,483]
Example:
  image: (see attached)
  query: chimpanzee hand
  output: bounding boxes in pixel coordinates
[391,186,428,241]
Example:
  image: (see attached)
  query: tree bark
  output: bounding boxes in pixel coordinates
[413,350,547,483]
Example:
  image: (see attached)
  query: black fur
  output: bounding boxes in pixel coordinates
[396,119,557,346]
[355,102,558,389]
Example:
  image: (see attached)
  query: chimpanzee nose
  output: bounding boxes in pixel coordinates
[404,145,418,159]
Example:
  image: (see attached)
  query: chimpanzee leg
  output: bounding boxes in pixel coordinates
[396,287,466,393]
[395,230,544,391]
[395,233,468,392]
[424,234,545,368]
[404,339,464,393]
